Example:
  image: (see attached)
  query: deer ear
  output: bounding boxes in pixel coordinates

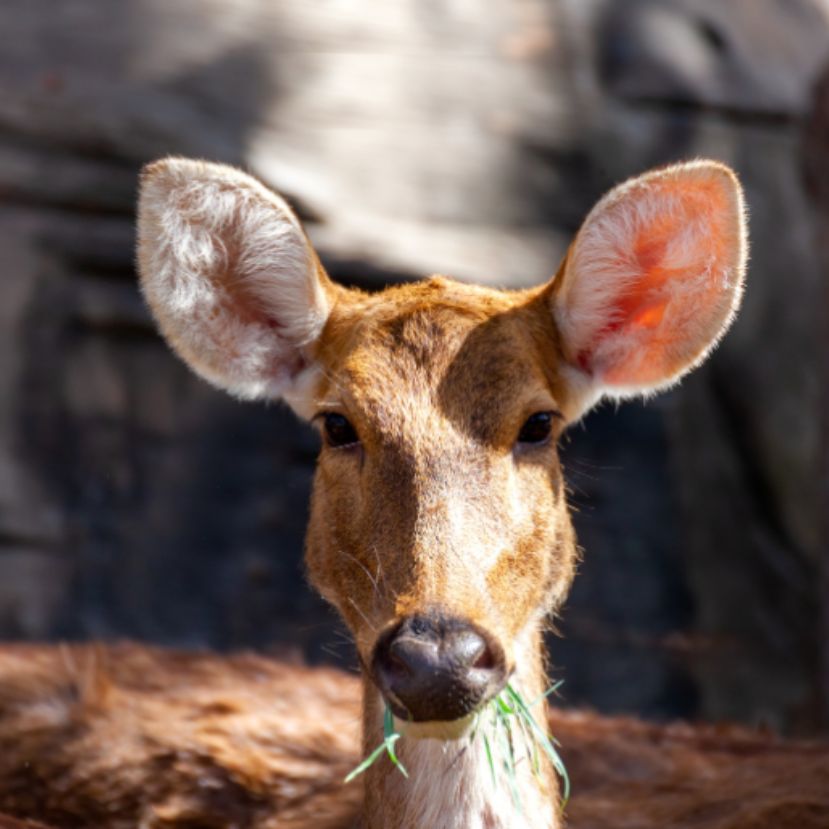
[552,160,747,419]
[136,157,331,408]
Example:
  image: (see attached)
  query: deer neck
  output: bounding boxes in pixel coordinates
[360,625,560,829]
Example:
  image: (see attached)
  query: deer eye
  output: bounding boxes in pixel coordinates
[516,411,556,445]
[322,413,359,448]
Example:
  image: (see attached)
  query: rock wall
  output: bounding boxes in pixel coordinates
[0,0,826,732]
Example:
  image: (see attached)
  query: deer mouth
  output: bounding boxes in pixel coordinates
[391,711,480,741]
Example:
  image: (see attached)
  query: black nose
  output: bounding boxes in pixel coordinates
[372,613,507,722]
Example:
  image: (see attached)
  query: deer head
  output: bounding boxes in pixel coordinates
[137,158,746,742]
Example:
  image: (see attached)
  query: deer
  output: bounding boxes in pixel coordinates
[2,156,829,829]
[125,156,748,829]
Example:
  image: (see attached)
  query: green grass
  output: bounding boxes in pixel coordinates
[344,705,409,784]
[344,683,569,810]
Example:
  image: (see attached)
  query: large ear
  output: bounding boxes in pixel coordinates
[136,157,331,408]
[551,160,747,419]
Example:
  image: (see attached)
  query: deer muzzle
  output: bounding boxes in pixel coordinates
[371,612,507,723]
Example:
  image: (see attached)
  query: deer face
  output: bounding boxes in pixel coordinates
[305,282,578,723]
[137,158,746,731]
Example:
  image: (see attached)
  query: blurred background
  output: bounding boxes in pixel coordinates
[1,0,828,737]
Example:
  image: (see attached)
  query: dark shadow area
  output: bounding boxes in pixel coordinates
[555,401,698,721]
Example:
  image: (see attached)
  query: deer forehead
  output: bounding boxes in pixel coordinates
[313,277,567,448]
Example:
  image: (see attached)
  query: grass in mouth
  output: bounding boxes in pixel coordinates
[344,705,409,784]
[344,682,570,809]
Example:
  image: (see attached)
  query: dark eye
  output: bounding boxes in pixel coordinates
[323,413,359,448]
[517,411,555,445]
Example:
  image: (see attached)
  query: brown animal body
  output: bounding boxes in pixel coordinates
[1,157,806,827]
[0,644,826,829]
[0,815,51,829]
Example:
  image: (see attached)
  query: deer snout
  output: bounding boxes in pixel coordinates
[371,613,507,722]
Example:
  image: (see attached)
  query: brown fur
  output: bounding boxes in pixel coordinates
[0,644,826,829]
[0,644,360,829]
[0,817,51,829]
[306,277,576,660]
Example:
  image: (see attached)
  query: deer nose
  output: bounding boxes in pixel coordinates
[371,614,507,722]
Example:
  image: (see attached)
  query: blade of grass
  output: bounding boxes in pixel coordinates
[505,684,570,805]
[496,694,516,715]
[382,707,409,778]
[526,679,565,709]
[469,710,482,743]
[344,706,409,783]
[344,737,397,783]
[482,730,497,787]
[384,733,409,778]
[494,700,522,812]
[506,685,564,773]
[510,694,541,776]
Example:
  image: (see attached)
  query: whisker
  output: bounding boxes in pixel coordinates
[340,549,382,600]
[371,544,388,589]
[347,596,377,632]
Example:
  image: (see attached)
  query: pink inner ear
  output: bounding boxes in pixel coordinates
[576,174,734,387]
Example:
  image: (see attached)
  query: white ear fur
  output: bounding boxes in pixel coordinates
[136,157,330,405]
[553,160,747,419]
